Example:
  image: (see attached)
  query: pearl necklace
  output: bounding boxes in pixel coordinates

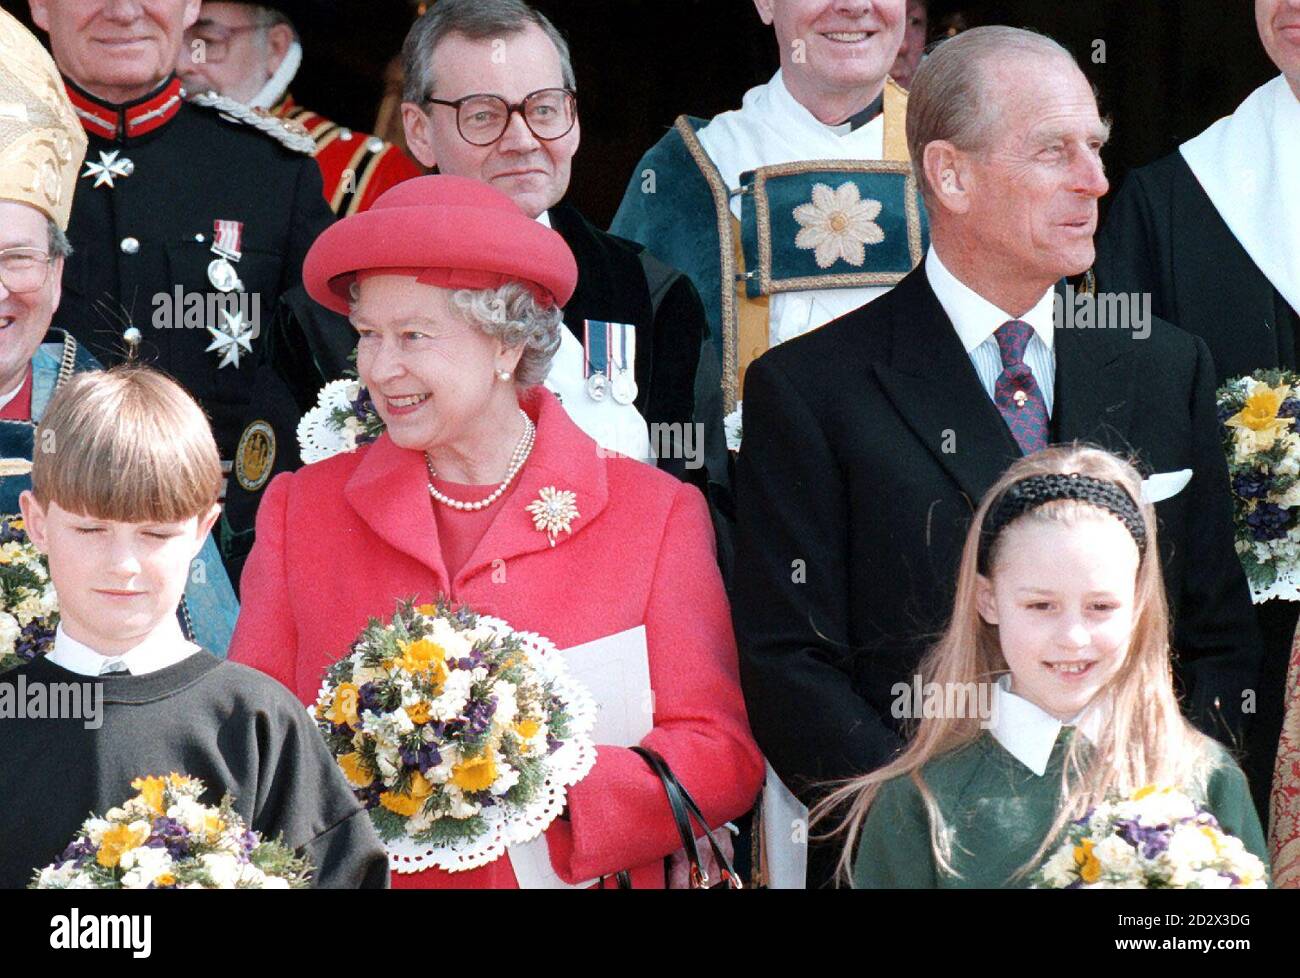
[426,409,536,512]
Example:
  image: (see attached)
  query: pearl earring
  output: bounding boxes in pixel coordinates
[496,369,513,382]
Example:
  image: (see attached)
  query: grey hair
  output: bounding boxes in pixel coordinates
[450,281,562,387]
[249,4,296,51]
[46,218,71,259]
[401,0,576,105]
[906,26,1076,204]
[345,278,562,388]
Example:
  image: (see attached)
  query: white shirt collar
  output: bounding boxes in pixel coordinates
[988,674,1105,776]
[46,623,200,677]
[0,370,28,413]
[925,246,1056,355]
[770,69,885,142]
[535,210,552,228]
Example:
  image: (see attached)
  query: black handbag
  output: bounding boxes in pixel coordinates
[599,745,743,889]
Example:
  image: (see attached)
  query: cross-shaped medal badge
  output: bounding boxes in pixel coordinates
[206,308,254,369]
[82,150,134,188]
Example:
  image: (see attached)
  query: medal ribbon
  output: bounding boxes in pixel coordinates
[583,320,611,380]
[212,220,244,261]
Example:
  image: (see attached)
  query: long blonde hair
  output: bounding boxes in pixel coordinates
[811,444,1218,886]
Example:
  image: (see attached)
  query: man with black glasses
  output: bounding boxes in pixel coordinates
[398,0,727,515]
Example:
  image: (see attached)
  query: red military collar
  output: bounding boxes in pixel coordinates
[64,75,184,142]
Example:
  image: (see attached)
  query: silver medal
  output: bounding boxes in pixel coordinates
[586,372,609,401]
[612,370,638,405]
[207,257,243,293]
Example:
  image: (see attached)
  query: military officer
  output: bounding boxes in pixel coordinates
[0,6,239,655]
[176,0,423,216]
[29,0,339,474]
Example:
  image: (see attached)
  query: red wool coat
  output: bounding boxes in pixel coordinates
[229,387,763,888]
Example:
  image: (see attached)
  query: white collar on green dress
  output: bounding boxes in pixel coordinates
[989,674,1107,776]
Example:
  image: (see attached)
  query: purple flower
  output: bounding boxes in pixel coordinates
[1233,472,1272,500]
[357,681,385,714]
[15,619,55,663]
[400,742,442,774]
[59,837,96,866]
[355,782,385,810]
[462,697,497,740]
[148,817,193,859]
[1246,502,1290,542]
[1279,398,1300,419]
[1115,819,1170,859]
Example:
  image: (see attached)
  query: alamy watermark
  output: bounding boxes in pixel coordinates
[890,676,999,729]
[150,288,261,338]
[1055,285,1151,340]
[0,674,103,730]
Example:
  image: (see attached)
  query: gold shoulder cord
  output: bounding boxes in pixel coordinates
[55,332,78,389]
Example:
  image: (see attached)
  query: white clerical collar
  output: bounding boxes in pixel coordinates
[925,246,1056,355]
[988,674,1105,776]
[535,210,552,228]
[771,69,885,142]
[46,622,200,677]
[1180,75,1300,316]
[0,369,28,414]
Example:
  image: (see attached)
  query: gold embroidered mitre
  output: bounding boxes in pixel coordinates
[0,9,87,230]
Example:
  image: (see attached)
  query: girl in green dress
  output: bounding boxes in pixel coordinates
[814,445,1268,888]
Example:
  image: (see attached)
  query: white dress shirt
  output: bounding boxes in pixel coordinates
[535,211,653,464]
[924,246,1057,416]
[696,70,892,346]
[988,674,1106,776]
[46,623,200,677]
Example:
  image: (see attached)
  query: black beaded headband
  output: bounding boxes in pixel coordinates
[977,473,1147,573]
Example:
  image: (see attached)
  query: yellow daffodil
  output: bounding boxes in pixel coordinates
[203,814,225,843]
[451,753,498,793]
[378,770,433,817]
[325,682,361,726]
[396,638,449,688]
[131,775,168,816]
[96,823,150,869]
[1226,382,1293,452]
[406,701,432,725]
[416,604,438,616]
[155,873,176,887]
[1074,838,1102,884]
[337,752,374,787]
[514,718,540,740]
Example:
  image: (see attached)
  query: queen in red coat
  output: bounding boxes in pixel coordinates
[228,175,763,888]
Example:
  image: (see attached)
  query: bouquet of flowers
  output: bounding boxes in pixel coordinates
[1033,785,1267,889]
[30,773,312,889]
[1217,370,1300,601]
[0,515,58,672]
[296,377,384,464]
[314,598,597,874]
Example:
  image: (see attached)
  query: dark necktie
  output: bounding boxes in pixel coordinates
[993,320,1049,455]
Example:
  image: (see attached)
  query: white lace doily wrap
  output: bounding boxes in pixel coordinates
[1250,569,1300,604]
[314,615,598,875]
[297,378,363,464]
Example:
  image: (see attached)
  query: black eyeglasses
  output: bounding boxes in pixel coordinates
[425,87,577,146]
